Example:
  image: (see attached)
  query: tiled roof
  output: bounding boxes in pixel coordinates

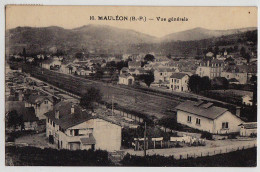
[27,95,53,104]
[170,73,188,79]
[119,73,133,78]
[175,100,228,120]
[128,61,141,67]
[228,78,239,82]
[80,133,96,145]
[44,101,121,129]
[239,122,257,129]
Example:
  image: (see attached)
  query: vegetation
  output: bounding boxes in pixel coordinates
[120,148,257,167]
[188,75,211,93]
[6,146,112,166]
[6,110,23,130]
[80,87,102,111]
[139,71,154,87]
[144,54,155,62]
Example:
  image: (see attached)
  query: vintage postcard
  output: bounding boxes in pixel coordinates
[4,5,257,167]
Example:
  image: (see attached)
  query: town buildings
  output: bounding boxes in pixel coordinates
[175,100,243,134]
[195,60,224,79]
[118,74,135,85]
[169,73,189,92]
[239,122,257,137]
[45,101,122,151]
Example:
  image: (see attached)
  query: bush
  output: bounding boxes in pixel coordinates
[5,146,112,166]
[201,131,213,140]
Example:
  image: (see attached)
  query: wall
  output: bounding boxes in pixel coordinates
[240,128,257,136]
[177,110,214,133]
[93,118,122,151]
[35,100,53,120]
[213,111,243,134]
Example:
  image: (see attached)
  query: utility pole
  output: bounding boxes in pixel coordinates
[144,122,147,157]
[112,95,114,116]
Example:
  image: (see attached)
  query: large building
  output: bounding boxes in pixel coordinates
[196,60,224,79]
[221,65,248,84]
[45,101,122,151]
[154,68,179,83]
[175,100,243,134]
[169,73,189,92]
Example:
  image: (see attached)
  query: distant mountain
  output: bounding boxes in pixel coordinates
[6,24,157,54]
[161,27,257,42]
[6,25,257,55]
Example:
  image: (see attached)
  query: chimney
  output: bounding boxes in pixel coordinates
[71,104,75,114]
[55,110,60,119]
[236,107,241,117]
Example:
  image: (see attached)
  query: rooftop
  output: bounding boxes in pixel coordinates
[170,73,188,79]
[175,100,229,120]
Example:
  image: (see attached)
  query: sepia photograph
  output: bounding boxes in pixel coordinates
[3,4,258,167]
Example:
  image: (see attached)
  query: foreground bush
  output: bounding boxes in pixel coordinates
[121,148,257,167]
[6,146,112,166]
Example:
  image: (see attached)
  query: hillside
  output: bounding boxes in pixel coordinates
[6,25,257,56]
[161,27,257,42]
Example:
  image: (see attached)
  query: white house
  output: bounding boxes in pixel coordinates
[128,61,142,69]
[175,100,243,134]
[221,65,248,84]
[45,101,122,151]
[242,95,253,106]
[169,73,189,92]
[25,95,54,120]
[118,74,135,85]
[239,122,257,137]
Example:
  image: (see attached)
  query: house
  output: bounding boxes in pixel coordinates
[169,73,189,92]
[25,95,54,120]
[128,61,142,69]
[242,95,253,106]
[196,60,224,79]
[118,74,135,85]
[239,122,257,137]
[175,100,243,134]
[42,58,61,70]
[206,52,214,58]
[154,68,179,83]
[221,65,248,84]
[234,57,247,65]
[6,101,38,131]
[44,101,122,151]
[120,67,129,75]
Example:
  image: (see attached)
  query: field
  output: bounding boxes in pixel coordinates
[22,64,182,119]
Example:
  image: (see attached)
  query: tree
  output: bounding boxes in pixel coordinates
[139,71,154,88]
[201,76,211,91]
[144,54,155,62]
[6,110,23,130]
[188,75,201,93]
[80,87,102,111]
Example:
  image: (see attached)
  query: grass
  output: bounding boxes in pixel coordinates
[121,147,257,167]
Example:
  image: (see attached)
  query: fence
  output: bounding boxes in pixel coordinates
[172,142,256,160]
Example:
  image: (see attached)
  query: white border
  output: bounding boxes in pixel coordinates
[0,1,259,172]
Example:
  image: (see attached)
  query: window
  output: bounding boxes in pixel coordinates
[160,73,162,76]
[187,116,192,123]
[177,80,179,83]
[44,100,48,104]
[53,122,55,127]
[74,129,79,136]
[70,130,73,136]
[222,122,229,129]
[196,118,201,125]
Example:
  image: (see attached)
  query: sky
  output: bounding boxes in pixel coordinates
[5,6,257,37]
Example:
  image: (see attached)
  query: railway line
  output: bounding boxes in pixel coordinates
[22,65,183,119]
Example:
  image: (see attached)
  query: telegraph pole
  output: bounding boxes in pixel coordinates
[112,95,114,116]
[144,122,147,157]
